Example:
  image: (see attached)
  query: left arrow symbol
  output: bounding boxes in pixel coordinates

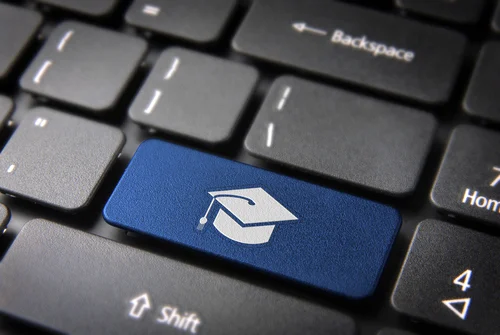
[292,22,327,36]
[129,293,152,319]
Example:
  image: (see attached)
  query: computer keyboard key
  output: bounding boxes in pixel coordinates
[233,0,466,104]
[378,329,417,335]
[463,42,500,124]
[0,4,42,81]
[392,220,500,335]
[36,0,118,17]
[395,0,485,24]
[129,48,257,144]
[0,203,10,234]
[0,219,357,335]
[20,21,147,113]
[245,76,437,196]
[0,107,124,211]
[126,0,238,43]
[0,96,13,131]
[104,139,401,298]
[492,2,500,33]
[431,125,500,226]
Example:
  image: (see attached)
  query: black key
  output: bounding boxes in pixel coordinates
[0,219,357,335]
[126,0,238,43]
[492,1,500,33]
[129,48,258,144]
[37,0,118,17]
[431,125,500,226]
[233,0,466,104]
[395,0,485,24]
[0,107,124,211]
[463,42,500,124]
[20,21,147,113]
[0,4,42,81]
[378,329,417,335]
[0,203,10,234]
[392,220,500,335]
[245,76,437,196]
[0,96,13,131]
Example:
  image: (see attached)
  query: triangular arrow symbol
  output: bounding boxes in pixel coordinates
[442,298,471,320]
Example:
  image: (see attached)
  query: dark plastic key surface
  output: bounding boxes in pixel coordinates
[463,42,500,124]
[492,2,500,33]
[0,107,124,211]
[129,47,257,144]
[392,220,500,335]
[126,0,238,43]
[395,0,485,24]
[245,76,437,196]
[378,328,417,335]
[37,0,118,17]
[0,203,10,234]
[0,96,13,132]
[431,125,500,226]
[0,219,356,335]
[233,0,466,104]
[0,4,42,81]
[20,21,147,113]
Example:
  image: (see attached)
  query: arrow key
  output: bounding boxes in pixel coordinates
[129,293,152,319]
[392,220,500,335]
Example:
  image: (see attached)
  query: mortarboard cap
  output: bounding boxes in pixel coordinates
[198,187,298,244]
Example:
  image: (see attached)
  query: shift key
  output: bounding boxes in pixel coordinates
[233,0,466,104]
[0,219,356,335]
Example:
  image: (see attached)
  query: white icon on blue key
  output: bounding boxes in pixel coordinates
[197,187,298,245]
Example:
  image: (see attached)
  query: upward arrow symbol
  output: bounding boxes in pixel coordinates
[129,293,152,319]
[442,298,471,320]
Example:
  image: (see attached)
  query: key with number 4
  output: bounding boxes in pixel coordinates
[392,220,500,335]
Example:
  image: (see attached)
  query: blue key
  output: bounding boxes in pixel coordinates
[104,140,401,298]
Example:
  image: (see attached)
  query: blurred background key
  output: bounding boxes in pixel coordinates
[0,4,42,82]
[126,0,238,43]
[463,42,500,124]
[395,0,486,24]
[36,0,118,17]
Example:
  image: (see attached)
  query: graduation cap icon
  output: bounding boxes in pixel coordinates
[197,187,298,245]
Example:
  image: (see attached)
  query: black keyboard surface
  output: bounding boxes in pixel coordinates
[0,0,499,334]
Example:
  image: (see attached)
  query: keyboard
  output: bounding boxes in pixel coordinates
[0,0,499,334]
